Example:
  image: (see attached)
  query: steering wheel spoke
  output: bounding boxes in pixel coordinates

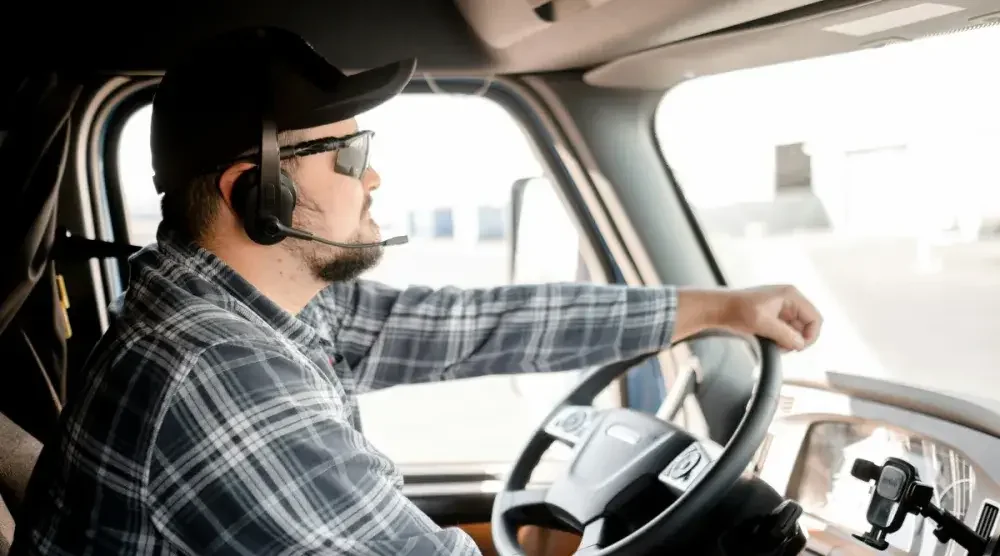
[496,487,552,524]
[657,440,715,495]
[575,517,608,555]
[542,404,599,446]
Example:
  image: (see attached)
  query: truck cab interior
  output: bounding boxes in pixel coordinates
[3,1,1000,555]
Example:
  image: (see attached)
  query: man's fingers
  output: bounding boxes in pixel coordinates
[787,289,823,345]
[801,320,821,346]
[762,317,806,352]
[732,285,823,351]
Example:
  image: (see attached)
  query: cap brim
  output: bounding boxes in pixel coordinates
[286,58,417,130]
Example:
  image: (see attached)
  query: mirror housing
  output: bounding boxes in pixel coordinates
[507,176,582,284]
[508,177,533,282]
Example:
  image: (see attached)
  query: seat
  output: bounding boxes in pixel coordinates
[0,496,12,556]
[0,412,42,555]
[0,74,82,441]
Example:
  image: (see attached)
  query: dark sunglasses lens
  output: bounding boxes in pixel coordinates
[334,133,371,179]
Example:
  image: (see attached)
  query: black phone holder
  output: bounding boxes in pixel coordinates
[850,457,988,556]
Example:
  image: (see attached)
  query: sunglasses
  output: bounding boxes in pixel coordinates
[280,130,374,180]
[222,129,375,180]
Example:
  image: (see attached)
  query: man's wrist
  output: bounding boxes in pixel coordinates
[673,287,736,342]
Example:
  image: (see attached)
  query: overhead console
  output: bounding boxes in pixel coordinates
[585,0,1000,89]
[453,0,850,72]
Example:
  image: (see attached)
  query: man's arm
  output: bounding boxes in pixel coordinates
[308,280,677,392]
[306,280,823,393]
[144,340,480,556]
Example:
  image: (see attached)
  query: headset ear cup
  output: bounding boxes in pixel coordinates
[231,169,267,244]
[277,170,298,228]
[227,168,296,246]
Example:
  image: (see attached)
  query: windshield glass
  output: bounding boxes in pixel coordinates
[655,25,1000,402]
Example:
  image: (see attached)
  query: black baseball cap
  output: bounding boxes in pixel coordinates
[151,26,416,194]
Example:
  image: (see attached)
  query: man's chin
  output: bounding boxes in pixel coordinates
[311,243,383,283]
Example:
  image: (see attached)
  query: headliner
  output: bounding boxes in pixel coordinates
[6,0,998,89]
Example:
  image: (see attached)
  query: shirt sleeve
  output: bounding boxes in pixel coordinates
[311,280,677,392]
[144,339,480,556]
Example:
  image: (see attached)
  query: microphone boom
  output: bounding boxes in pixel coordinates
[266,217,408,248]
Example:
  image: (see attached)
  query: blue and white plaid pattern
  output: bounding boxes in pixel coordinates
[13,226,676,555]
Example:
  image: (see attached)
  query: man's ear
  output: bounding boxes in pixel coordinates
[217,162,255,209]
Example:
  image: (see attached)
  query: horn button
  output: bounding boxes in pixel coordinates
[545,408,692,525]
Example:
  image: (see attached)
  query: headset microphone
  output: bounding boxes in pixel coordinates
[264,217,409,248]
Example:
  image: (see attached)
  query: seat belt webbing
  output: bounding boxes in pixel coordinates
[51,228,141,262]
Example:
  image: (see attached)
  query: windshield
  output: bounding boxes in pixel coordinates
[655,25,1000,403]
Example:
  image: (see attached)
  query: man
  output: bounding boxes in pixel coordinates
[13,27,821,555]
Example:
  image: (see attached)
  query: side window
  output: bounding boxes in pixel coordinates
[115,91,617,470]
[118,104,158,246]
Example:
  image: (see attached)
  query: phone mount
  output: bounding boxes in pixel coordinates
[850,457,989,556]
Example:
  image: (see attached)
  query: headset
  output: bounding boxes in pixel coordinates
[229,72,408,250]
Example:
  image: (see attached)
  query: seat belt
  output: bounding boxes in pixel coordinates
[49,229,141,342]
[50,227,141,262]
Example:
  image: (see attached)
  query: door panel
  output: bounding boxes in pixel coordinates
[517,528,581,556]
[458,523,497,556]
[409,484,582,556]
[454,523,581,556]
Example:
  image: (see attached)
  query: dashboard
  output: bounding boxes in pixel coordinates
[754,382,1000,556]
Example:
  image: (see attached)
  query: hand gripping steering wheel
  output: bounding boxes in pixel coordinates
[491,337,782,555]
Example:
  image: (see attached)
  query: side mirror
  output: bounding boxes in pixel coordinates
[507,176,581,284]
[508,177,532,282]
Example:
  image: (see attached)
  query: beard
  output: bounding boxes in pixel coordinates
[284,197,383,283]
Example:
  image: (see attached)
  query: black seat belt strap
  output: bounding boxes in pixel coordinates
[51,228,141,262]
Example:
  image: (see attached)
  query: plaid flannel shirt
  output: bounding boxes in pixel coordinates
[12,227,677,556]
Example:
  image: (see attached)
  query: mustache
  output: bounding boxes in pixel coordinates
[363,196,372,214]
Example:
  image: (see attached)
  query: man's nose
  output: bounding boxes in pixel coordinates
[363,167,381,191]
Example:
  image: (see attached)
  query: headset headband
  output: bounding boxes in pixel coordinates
[258,67,281,213]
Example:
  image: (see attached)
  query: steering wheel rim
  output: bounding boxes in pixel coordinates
[490,336,782,555]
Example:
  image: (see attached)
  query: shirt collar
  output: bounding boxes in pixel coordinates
[152,224,321,347]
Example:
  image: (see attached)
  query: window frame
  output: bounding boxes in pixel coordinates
[96,79,158,298]
[94,75,632,483]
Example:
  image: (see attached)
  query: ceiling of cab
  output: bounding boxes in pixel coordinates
[8,0,995,89]
[585,0,1000,89]
[7,1,491,75]
[3,0,880,77]
[455,0,845,72]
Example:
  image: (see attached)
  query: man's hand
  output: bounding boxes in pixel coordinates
[674,285,823,352]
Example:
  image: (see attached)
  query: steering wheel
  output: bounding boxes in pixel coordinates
[491,337,782,555]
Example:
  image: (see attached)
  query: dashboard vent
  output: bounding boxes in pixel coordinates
[975,500,999,540]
